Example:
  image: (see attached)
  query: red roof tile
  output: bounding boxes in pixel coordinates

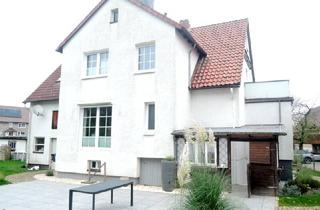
[190,19,248,89]
[24,66,61,103]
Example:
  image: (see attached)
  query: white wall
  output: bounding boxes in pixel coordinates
[28,101,58,165]
[190,88,244,128]
[0,139,26,153]
[56,0,199,178]
[245,80,290,99]
[246,102,293,160]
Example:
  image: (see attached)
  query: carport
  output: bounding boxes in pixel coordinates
[172,124,287,197]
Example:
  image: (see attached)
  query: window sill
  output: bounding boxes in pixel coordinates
[134,70,155,75]
[144,130,155,136]
[82,74,108,80]
[33,151,44,154]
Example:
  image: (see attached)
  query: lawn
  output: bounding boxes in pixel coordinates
[0,160,27,185]
[279,194,320,207]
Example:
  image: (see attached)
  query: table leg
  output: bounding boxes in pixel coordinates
[69,190,73,210]
[92,194,95,210]
[111,189,113,204]
[130,183,133,206]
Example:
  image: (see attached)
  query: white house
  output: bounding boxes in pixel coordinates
[0,105,29,160]
[25,0,293,195]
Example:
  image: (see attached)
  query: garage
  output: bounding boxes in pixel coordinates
[139,158,162,186]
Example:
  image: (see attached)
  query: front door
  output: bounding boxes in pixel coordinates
[249,141,277,195]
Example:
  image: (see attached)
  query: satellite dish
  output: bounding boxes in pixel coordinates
[32,105,44,117]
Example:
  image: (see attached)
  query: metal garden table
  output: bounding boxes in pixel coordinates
[69,180,134,210]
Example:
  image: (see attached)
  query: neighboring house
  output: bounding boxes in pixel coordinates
[25,0,293,195]
[302,106,320,153]
[0,105,29,155]
[24,67,60,168]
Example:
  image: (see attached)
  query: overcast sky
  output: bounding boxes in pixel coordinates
[0,0,319,107]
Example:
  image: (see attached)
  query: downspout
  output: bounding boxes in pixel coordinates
[230,88,236,128]
[188,44,196,86]
[278,100,282,124]
[26,103,32,166]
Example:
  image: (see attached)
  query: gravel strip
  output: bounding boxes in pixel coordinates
[6,170,46,183]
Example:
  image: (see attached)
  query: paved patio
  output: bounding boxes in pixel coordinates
[0,180,276,210]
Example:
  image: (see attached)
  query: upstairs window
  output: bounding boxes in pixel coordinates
[86,52,108,76]
[146,103,155,130]
[87,54,97,76]
[52,111,58,129]
[18,123,26,128]
[110,8,119,23]
[138,44,155,70]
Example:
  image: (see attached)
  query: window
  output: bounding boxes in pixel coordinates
[34,137,45,153]
[86,52,108,76]
[52,111,58,129]
[86,54,97,76]
[110,8,119,23]
[138,44,155,70]
[8,123,13,128]
[18,123,26,128]
[146,103,155,130]
[82,106,112,148]
[17,131,25,136]
[188,142,216,165]
[99,52,108,74]
[8,141,16,151]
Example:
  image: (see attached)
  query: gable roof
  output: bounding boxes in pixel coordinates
[56,0,206,55]
[190,19,249,89]
[24,66,61,103]
[0,105,29,123]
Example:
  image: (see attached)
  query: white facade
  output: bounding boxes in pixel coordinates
[56,0,200,178]
[25,0,294,186]
[0,139,26,153]
[28,100,58,165]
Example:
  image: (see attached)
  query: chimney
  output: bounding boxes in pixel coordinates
[140,0,154,9]
[180,19,191,29]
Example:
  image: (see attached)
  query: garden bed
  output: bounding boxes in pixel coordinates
[280,167,320,208]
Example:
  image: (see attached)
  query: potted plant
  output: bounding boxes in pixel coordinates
[161,156,177,192]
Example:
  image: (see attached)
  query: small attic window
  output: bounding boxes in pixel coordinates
[110,8,119,24]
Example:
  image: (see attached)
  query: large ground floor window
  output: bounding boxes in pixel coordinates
[188,141,216,166]
[82,106,112,148]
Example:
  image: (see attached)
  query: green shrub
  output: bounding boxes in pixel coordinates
[46,170,54,176]
[164,156,175,161]
[185,169,234,210]
[281,184,301,196]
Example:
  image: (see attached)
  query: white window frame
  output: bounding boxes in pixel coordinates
[18,123,26,128]
[145,102,155,134]
[34,137,45,153]
[82,106,112,148]
[8,122,13,128]
[8,141,16,151]
[84,51,109,78]
[110,8,119,23]
[188,141,217,166]
[136,42,156,73]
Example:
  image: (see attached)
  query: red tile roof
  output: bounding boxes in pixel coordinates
[190,19,248,89]
[24,66,61,103]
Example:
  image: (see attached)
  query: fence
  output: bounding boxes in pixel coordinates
[11,152,27,161]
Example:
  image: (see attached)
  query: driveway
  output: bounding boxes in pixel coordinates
[0,180,276,210]
[0,181,176,210]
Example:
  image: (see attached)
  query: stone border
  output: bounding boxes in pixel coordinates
[34,174,180,194]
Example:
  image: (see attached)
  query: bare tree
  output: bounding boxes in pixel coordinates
[293,99,320,150]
